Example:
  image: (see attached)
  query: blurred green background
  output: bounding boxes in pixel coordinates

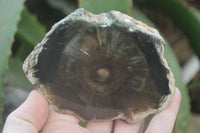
[0,0,200,132]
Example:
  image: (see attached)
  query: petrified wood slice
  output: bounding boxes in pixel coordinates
[23,8,175,123]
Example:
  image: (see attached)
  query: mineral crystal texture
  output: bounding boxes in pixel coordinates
[23,8,175,123]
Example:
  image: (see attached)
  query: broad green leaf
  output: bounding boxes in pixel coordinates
[17,8,46,46]
[165,46,190,133]
[15,8,46,59]
[0,0,25,130]
[133,7,190,133]
[144,0,200,63]
[5,58,34,91]
[5,8,46,91]
[79,0,132,15]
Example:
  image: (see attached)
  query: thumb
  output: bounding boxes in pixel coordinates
[3,90,49,133]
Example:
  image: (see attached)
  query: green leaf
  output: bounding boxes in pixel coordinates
[5,8,46,92]
[78,0,132,15]
[5,58,34,91]
[15,8,46,59]
[0,0,25,130]
[144,0,200,63]
[132,7,190,133]
[17,8,46,46]
[165,46,190,133]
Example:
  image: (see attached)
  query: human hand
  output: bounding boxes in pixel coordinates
[2,87,181,133]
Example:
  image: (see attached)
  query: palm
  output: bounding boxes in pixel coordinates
[40,111,143,133]
[3,88,180,133]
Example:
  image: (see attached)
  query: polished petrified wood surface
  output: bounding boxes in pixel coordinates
[23,8,175,123]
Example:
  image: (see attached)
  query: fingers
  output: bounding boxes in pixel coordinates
[86,120,113,133]
[114,119,144,133]
[145,87,181,133]
[3,90,49,133]
[41,110,90,133]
